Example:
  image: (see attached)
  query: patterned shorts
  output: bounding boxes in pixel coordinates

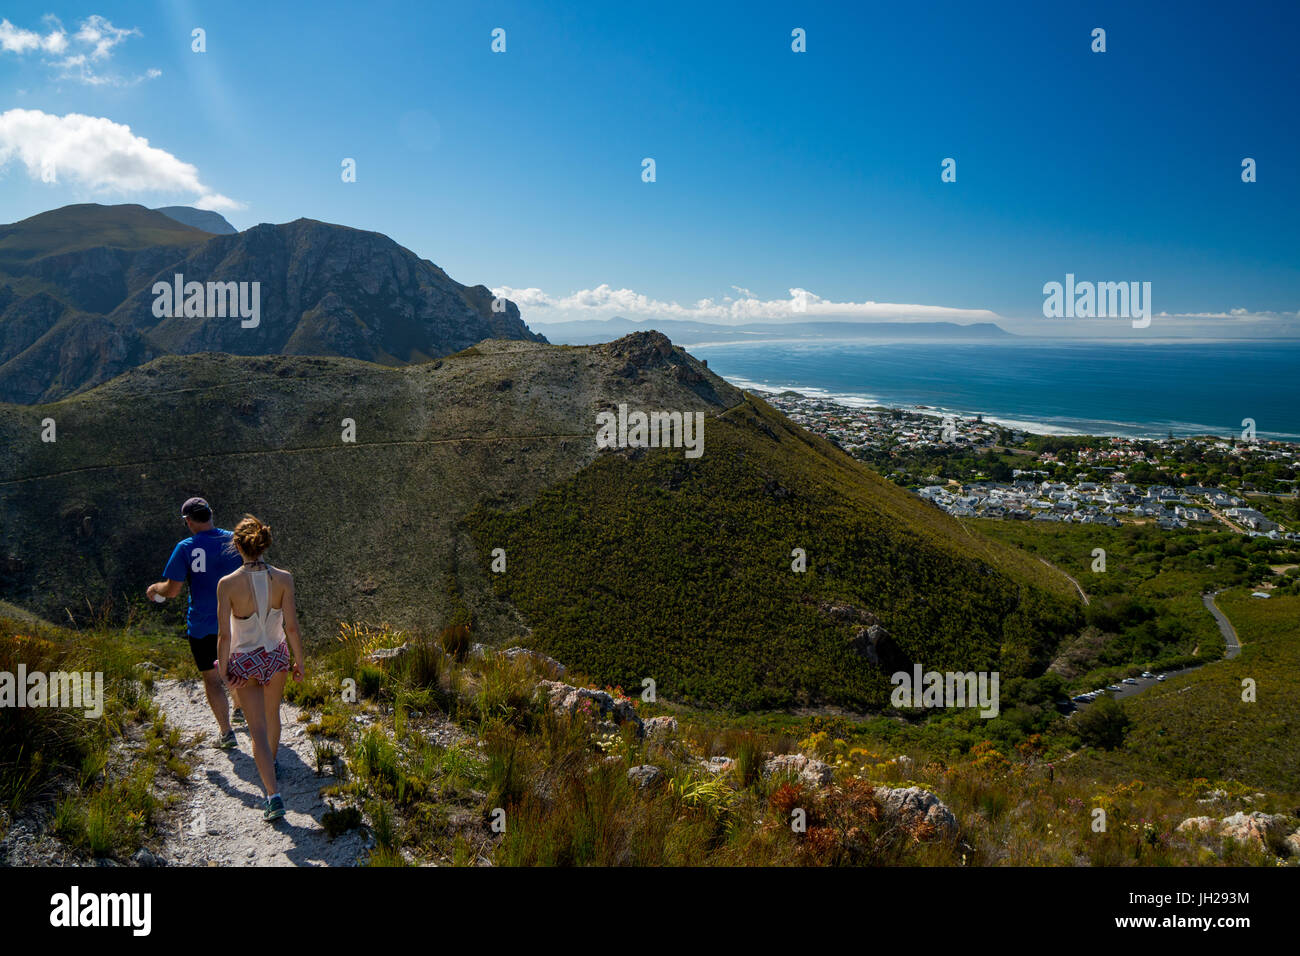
[226,641,291,683]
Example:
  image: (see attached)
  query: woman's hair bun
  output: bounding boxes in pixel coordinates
[231,514,273,558]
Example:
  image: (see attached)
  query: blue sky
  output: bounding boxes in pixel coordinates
[1,0,1297,336]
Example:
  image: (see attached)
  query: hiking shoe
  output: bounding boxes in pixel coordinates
[216,730,237,750]
[263,795,286,822]
[232,708,246,726]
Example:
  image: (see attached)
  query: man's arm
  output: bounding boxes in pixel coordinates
[150,541,188,601]
[146,579,183,601]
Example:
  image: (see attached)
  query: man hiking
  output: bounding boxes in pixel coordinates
[146,496,246,748]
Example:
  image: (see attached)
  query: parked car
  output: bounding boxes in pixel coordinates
[1107,684,1122,691]
[1123,678,1139,685]
[1156,674,1167,682]
[1141,672,1154,679]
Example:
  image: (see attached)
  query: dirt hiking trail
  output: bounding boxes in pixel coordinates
[153,679,368,867]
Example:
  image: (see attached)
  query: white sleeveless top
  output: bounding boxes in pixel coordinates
[230,567,285,654]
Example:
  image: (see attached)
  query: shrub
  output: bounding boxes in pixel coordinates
[440,624,472,663]
[482,723,527,808]
[353,728,400,792]
[402,637,443,691]
[1074,697,1131,750]
[355,664,386,699]
[306,712,350,739]
[769,782,807,819]
[732,733,765,789]
[321,804,362,839]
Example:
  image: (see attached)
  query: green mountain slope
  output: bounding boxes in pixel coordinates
[0,204,213,317]
[1104,590,1300,791]
[469,392,1081,709]
[0,203,210,265]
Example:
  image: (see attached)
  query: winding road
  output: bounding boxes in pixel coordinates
[1069,589,1241,708]
[1202,590,1242,659]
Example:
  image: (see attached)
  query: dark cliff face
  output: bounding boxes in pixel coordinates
[0,205,542,403]
[125,219,544,362]
[25,242,204,316]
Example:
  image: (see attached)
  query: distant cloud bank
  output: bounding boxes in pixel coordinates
[499,282,1298,339]
[497,283,1001,325]
[0,109,244,212]
[1025,309,1300,339]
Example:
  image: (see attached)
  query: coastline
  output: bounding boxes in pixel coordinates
[685,339,1300,444]
[727,375,1274,443]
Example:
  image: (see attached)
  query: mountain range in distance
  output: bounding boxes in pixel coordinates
[0,204,541,404]
[536,316,1015,346]
[153,206,238,235]
[0,200,1015,409]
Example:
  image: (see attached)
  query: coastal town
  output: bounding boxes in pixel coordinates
[761,390,1300,540]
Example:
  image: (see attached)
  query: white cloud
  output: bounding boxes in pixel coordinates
[0,16,66,54]
[0,109,244,210]
[0,15,156,86]
[193,192,244,212]
[73,14,135,60]
[497,283,1002,325]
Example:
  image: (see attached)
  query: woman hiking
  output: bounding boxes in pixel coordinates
[215,515,305,821]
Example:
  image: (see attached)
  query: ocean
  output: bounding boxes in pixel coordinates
[685,340,1300,441]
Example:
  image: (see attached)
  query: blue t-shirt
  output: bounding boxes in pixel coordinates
[163,528,244,639]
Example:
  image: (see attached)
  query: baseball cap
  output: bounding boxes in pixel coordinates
[181,496,212,520]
